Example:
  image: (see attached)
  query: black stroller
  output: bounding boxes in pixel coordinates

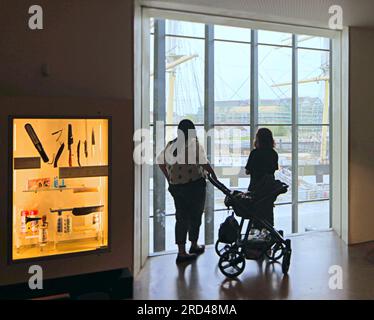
[208,174,292,278]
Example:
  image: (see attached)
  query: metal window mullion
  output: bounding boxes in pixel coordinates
[292,34,299,233]
[329,39,333,228]
[204,24,215,245]
[250,29,259,147]
[153,19,166,252]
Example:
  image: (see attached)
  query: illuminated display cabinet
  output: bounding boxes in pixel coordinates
[11,117,110,260]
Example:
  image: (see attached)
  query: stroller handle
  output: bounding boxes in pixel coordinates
[207,174,232,196]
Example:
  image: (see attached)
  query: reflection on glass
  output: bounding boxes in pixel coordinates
[298,49,330,124]
[165,36,205,125]
[298,200,330,232]
[298,126,330,201]
[214,41,251,124]
[259,45,292,124]
[214,25,251,42]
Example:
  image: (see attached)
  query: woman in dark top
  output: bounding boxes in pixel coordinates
[245,128,279,226]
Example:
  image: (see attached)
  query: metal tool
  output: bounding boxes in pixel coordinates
[24,123,49,163]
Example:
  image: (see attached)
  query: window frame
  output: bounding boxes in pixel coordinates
[137,7,347,256]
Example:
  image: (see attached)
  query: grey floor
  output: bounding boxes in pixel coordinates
[134,231,374,300]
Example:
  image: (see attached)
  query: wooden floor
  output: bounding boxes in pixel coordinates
[134,231,374,300]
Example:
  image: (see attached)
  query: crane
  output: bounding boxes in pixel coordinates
[151,54,198,140]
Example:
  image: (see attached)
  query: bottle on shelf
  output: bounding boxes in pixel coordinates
[29,209,39,234]
[38,215,48,248]
[53,176,59,188]
[57,212,64,234]
[92,212,100,226]
[64,214,72,234]
[20,210,29,234]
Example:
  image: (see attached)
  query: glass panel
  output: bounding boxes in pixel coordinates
[297,35,330,50]
[165,19,205,38]
[149,177,153,217]
[149,217,154,253]
[258,125,292,203]
[213,126,251,210]
[150,33,154,124]
[214,178,232,211]
[214,25,251,42]
[150,175,174,217]
[165,215,176,252]
[298,49,330,124]
[298,126,330,201]
[298,200,330,232]
[274,204,292,236]
[165,214,205,251]
[165,36,205,124]
[214,41,251,124]
[12,118,109,260]
[258,45,292,124]
[150,17,155,34]
[258,30,292,46]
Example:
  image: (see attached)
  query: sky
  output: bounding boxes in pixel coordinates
[151,19,330,117]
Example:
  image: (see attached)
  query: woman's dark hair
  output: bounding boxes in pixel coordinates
[254,128,275,149]
[177,119,196,141]
[173,119,197,157]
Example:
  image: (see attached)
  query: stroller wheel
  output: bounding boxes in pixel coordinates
[218,250,246,278]
[282,240,292,274]
[215,240,232,257]
[265,243,284,262]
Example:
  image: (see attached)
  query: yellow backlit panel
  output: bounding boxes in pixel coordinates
[12,118,109,260]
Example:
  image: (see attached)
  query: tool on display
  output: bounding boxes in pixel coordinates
[50,205,104,217]
[84,120,88,159]
[77,140,81,167]
[68,124,73,167]
[24,123,49,163]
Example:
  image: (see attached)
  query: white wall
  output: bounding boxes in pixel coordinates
[349,27,374,244]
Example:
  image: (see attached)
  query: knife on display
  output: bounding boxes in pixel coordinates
[24,123,49,163]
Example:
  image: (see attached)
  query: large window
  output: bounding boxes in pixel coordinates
[149,18,331,254]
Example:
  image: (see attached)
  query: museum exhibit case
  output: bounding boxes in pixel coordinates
[11,117,110,260]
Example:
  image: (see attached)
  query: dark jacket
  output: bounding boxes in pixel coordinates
[245,148,279,190]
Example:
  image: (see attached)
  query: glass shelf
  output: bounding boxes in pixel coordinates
[22,186,98,193]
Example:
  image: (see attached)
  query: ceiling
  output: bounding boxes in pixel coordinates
[142,0,374,28]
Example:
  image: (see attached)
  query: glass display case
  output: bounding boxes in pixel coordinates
[11,117,109,260]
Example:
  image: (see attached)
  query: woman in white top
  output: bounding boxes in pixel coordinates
[158,119,217,263]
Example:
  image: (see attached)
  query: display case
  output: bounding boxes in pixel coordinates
[11,117,110,260]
